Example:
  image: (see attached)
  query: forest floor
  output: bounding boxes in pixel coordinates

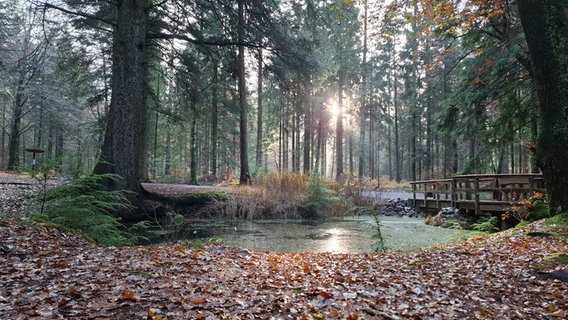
[1,172,568,319]
[1,216,567,319]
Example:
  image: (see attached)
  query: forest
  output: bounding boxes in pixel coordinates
[1,0,568,214]
[1,1,568,318]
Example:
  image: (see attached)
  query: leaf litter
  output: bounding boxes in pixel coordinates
[1,218,567,319]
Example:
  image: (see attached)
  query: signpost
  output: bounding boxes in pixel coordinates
[24,148,45,171]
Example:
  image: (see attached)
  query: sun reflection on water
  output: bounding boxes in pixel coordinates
[321,228,346,253]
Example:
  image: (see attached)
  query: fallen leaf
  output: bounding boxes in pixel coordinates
[191,297,207,304]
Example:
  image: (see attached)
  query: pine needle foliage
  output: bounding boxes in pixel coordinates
[36,173,144,246]
[471,216,500,233]
[371,211,387,253]
[303,174,340,216]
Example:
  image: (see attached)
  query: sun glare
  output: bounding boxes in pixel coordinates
[328,99,341,117]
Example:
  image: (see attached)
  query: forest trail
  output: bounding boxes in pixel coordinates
[362,190,420,203]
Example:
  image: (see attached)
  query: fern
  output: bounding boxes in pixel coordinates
[471,216,500,233]
[35,173,146,246]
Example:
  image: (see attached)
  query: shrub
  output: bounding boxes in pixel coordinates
[471,216,500,233]
[525,199,550,222]
[302,174,340,217]
[502,192,549,223]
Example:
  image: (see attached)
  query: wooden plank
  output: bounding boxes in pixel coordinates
[498,176,530,186]
[410,174,545,214]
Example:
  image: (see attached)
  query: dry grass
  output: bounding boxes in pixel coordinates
[222,172,407,219]
[376,176,412,190]
[224,172,310,219]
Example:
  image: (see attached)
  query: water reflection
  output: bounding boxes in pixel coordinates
[175,216,475,254]
[319,228,344,253]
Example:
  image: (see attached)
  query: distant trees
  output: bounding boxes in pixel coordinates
[0,2,98,172]
[1,0,565,216]
[1,3,49,169]
[369,0,542,181]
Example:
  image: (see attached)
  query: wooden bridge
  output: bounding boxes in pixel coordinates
[410,174,546,215]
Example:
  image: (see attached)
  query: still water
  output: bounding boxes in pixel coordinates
[180,216,474,253]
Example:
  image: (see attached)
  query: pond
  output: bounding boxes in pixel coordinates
[167,216,476,253]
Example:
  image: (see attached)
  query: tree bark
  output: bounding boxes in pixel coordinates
[7,76,26,170]
[336,74,344,180]
[94,0,148,215]
[256,49,263,169]
[518,0,568,214]
[211,63,219,177]
[393,71,401,182]
[237,0,250,185]
[303,92,311,173]
[189,108,198,185]
[358,0,368,179]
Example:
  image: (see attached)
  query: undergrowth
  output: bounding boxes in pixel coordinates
[29,173,147,246]
[471,216,500,233]
[223,172,382,219]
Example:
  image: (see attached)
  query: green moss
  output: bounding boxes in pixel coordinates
[515,220,531,228]
[31,214,50,223]
[203,191,228,202]
[181,191,227,202]
[543,252,568,266]
[545,213,568,228]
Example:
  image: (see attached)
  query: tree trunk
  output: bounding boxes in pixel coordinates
[393,72,401,182]
[211,64,219,177]
[164,128,171,176]
[94,0,148,214]
[303,93,311,173]
[358,0,368,179]
[7,77,25,170]
[335,74,344,180]
[314,114,323,175]
[237,0,250,185]
[189,110,198,185]
[518,0,568,214]
[349,125,354,174]
[256,50,263,169]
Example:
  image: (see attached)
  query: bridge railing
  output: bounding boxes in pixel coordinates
[410,174,546,215]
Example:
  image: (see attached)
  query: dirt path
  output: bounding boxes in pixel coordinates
[362,189,421,203]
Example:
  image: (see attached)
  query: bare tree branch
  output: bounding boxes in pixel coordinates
[146,0,169,12]
[147,32,264,49]
[42,1,116,28]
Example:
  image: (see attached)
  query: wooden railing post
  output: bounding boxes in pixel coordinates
[451,178,456,207]
[412,183,417,208]
[474,177,480,215]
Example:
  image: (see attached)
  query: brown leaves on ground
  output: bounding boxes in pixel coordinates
[142,183,227,198]
[1,218,567,319]
[0,173,62,215]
